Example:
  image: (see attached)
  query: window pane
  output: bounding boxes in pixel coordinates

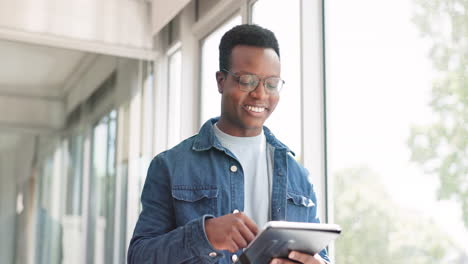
[66,134,83,215]
[142,62,154,156]
[200,15,242,124]
[326,0,468,262]
[89,111,117,264]
[252,0,302,159]
[168,49,182,148]
[36,156,60,264]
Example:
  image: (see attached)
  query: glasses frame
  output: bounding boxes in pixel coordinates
[221,69,285,94]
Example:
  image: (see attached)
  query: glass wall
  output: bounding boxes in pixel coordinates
[87,110,117,264]
[62,134,85,264]
[31,57,142,264]
[66,134,83,215]
[251,0,302,159]
[200,15,242,124]
[325,0,468,262]
[167,50,182,148]
[35,156,61,264]
[140,62,155,204]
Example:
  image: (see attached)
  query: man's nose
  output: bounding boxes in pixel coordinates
[249,81,268,98]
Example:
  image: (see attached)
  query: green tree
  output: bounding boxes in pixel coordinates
[334,167,459,263]
[407,0,468,227]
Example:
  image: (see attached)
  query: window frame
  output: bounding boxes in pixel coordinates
[192,0,329,226]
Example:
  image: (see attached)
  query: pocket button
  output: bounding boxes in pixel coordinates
[232,254,238,263]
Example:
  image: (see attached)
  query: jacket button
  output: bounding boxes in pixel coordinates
[230,165,238,172]
[232,254,238,262]
[232,209,240,214]
[209,252,217,258]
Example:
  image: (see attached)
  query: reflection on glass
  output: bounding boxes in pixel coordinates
[252,0,302,159]
[141,62,154,156]
[66,135,83,215]
[200,15,241,124]
[36,156,61,264]
[117,161,129,264]
[168,50,182,148]
[89,110,117,264]
[62,135,84,264]
[326,0,468,262]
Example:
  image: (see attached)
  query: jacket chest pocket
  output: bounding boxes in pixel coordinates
[286,191,315,222]
[171,186,218,226]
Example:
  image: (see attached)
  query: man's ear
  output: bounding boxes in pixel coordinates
[216,71,225,93]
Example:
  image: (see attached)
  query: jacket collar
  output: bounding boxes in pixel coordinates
[192,117,294,156]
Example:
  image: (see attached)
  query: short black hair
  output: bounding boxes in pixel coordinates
[219,24,280,71]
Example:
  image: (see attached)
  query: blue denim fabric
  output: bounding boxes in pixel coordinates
[128,118,330,263]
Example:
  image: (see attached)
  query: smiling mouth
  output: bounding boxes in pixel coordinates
[245,105,266,113]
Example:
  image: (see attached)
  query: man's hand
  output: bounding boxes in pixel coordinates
[270,251,327,264]
[205,212,258,252]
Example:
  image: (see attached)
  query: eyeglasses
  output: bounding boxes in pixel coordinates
[222,69,285,94]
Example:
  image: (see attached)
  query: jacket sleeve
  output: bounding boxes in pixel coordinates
[127,155,224,263]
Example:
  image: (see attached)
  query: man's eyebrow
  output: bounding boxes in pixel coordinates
[235,70,255,75]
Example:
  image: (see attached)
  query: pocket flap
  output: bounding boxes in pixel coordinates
[287,191,315,207]
[172,186,218,202]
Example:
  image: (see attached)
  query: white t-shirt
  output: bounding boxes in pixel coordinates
[213,124,271,227]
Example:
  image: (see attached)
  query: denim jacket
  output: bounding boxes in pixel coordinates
[128,118,330,263]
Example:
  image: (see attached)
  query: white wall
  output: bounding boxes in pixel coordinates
[0,96,63,131]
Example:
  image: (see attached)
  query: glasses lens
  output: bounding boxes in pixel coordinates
[238,74,259,90]
[265,77,283,92]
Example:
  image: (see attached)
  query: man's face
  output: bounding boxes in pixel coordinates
[216,45,280,137]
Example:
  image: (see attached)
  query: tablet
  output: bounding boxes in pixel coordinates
[239,221,341,264]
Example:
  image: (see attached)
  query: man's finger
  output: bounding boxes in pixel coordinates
[231,228,248,248]
[237,221,256,243]
[288,251,319,263]
[227,240,239,253]
[238,212,259,235]
[270,258,300,264]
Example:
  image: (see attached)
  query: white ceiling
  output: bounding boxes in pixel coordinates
[0,39,91,152]
[0,39,87,97]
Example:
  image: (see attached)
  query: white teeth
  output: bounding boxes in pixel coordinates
[247,105,265,113]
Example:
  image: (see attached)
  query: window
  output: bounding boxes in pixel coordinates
[141,62,154,156]
[200,15,242,124]
[35,156,56,264]
[167,49,182,148]
[140,61,154,200]
[251,0,302,159]
[35,149,63,264]
[87,110,117,264]
[66,134,83,215]
[325,0,468,262]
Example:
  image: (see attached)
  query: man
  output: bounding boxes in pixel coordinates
[128,24,330,264]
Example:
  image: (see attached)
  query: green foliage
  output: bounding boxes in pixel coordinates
[333,167,460,263]
[408,0,468,227]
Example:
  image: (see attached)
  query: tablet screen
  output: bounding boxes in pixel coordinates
[239,221,341,264]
